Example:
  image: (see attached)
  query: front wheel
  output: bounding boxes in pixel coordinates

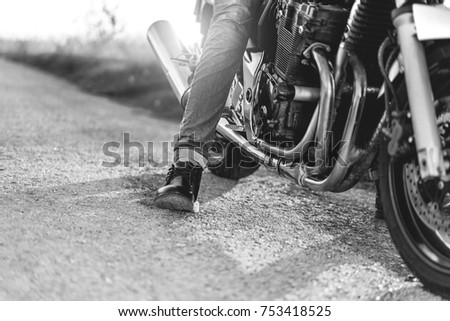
[378,42,450,297]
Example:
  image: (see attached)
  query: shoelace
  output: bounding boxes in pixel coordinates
[165,164,192,183]
[165,163,203,202]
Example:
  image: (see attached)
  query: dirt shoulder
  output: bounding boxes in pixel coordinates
[0,39,183,121]
[0,59,443,300]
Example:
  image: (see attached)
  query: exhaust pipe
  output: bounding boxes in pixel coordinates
[147,20,192,102]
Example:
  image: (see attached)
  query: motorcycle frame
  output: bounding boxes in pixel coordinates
[257,1,450,190]
[236,40,373,192]
[235,6,373,191]
[147,0,450,192]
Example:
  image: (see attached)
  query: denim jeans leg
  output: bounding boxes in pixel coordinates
[175,0,260,163]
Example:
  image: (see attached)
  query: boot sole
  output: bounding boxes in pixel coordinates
[154,193,193,212]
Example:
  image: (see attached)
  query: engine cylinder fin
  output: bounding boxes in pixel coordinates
[275,3,349,84]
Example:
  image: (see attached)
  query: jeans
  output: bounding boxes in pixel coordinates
[175,0,261,165]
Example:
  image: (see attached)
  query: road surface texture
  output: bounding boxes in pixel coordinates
[0,59,444,300]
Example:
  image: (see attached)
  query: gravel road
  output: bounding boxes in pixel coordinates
[0,59,444,300]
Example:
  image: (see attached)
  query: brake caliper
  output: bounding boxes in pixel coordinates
[387,111,414,158]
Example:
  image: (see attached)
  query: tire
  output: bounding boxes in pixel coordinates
[208,137,260,180]
[379,41,450,297]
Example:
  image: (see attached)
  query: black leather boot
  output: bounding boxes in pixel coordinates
[155,161,203,212]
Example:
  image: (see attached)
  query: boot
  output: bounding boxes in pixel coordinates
[155,161,203,212]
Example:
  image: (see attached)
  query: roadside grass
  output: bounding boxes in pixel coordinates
[0,38,183,121]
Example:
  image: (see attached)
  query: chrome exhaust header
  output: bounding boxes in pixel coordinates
[300,53,368,191]
[217,118,302,185]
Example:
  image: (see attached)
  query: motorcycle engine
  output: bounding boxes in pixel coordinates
[252,1,349,147]
[275,1,349,82]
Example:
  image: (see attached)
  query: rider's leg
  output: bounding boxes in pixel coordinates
[176,0,261,165]
[155,0,261,212]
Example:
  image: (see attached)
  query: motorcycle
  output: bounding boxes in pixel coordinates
[148,0,450,296]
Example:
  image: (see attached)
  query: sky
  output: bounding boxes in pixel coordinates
[0,0,200,42]
[0,0,449,43]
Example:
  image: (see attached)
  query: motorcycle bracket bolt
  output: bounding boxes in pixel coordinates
[260,105,268,117]
[246,89,253,103]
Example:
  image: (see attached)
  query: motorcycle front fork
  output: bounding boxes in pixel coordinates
[392,5,447,182]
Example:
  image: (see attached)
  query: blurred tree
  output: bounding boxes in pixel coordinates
[85,0,125,42]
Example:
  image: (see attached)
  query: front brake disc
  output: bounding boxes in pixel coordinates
[404,162,450,244]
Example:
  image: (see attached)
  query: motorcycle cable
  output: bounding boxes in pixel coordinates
[378,36,400,123]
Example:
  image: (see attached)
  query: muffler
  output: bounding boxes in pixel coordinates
[147,20,192,102]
